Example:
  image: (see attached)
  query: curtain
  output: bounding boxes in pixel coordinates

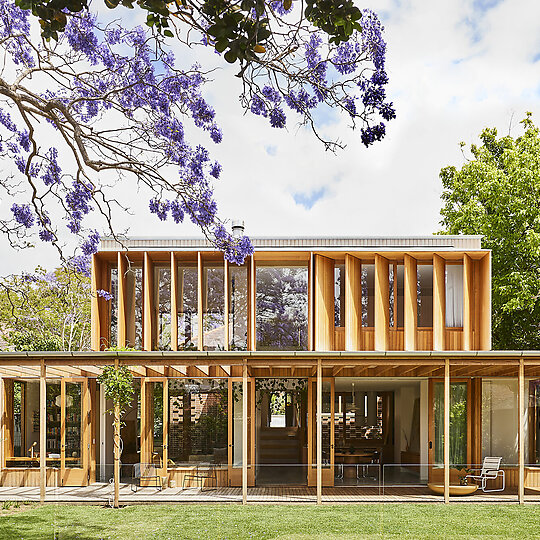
[445,265,463,327]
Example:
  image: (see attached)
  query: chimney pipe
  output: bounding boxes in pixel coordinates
[232,220,245,238]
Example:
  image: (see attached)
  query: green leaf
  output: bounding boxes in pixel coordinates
[224,49,237,63]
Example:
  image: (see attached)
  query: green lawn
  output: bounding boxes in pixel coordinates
[0,503,539,539]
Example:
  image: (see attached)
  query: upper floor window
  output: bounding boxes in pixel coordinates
[154,266,171,350]
[177,263,198,350]
[229,263,248,351]
[417,264,433,327]
[203,263,225,351]
[334,264,345,327]
[361,264,375,327]
[256,264,308,350]
[446,264,464,327]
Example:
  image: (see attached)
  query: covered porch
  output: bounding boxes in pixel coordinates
[1,351,540,504]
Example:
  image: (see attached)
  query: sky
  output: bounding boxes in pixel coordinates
[2,0,540,274]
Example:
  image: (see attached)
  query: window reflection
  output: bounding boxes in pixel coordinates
[256,265,308,350]
[203,264,225,350]
[177,264,198,350]
[229,264,248,350]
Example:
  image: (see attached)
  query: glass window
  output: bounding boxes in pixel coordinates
[152,381,164,466]
[361,264,375,327]
[334,264,345,327]
[154,267,171,350]
[433,382,467,467]
[229,264,248,350]
[177,264,198,350]
[168,379,228,465]
[125,265,143,349]
[446,264,464,327]
[417,264,433,327]
[389,264,404,328]
[482,379,518,465]
[13,381,24,458]
[46,381,61,460]
[65,382,82,468]
[203,264,225,350]
[110,267,118,348]
[256,265,309,350]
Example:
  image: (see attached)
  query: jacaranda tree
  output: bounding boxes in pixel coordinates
[0,0,395,271]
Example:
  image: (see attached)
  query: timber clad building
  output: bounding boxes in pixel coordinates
[1,235,540,502]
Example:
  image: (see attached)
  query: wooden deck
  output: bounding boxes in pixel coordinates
[0,484,538,504]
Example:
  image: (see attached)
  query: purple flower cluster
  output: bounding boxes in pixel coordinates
[332,42,362,75]
[41,148,61,186]
[271,0,294,16]
[65,180,93,233]
[0,0,33,67]
[97,289,113,301]
[213,224,255,265]
[81,230,100,256]
[250,89,286,129]
[360,122,386,147]
[11,203,34,228]
[69,255,91,277]
[304,34,328,101]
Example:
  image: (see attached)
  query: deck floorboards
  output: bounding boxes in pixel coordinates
[0,484,538,504]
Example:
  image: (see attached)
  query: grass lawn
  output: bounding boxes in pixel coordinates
[0,503,539,539]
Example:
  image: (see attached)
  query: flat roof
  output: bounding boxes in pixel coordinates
[99,235,484,252]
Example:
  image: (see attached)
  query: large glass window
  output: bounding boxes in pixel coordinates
[433,382,467,467]
[229,264,248,350]
[203,264,225,350]
[154,267,171,350]
[361,264,375,327]
[417,264,433,327]
[177,264,198,350]
[482,379,518,465]
[256,265,309,350]
[446,264,464,327]
[168,379,228,465]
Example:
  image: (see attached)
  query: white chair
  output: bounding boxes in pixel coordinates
[464,457,505,492]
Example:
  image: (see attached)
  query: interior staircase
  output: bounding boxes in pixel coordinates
[258,427,301,465]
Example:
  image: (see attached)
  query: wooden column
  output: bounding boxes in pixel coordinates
[224,260,229,351]
[249,256,256,351]
[0,377,3,471]
[404,254,417,351]
[433,254,446,351]
[91,254,106,351]
[519,358,525,504]
[479,253,491,351]
[444,358,450,504]
[374,254,389,351]
[40,361,46,503]
[170,252,178,351]
[314,255,335,351]
[308,253,314,351]
[197,252,203,351]
[345,254,362,351]
[242,363,248,505]
[113,358,120,508]
[316,358,322,505]
[463,254,473,351]
[143,253,154,351]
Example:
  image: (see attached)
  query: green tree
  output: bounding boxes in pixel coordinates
[439,113,540,349]
[0,267,91,351]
